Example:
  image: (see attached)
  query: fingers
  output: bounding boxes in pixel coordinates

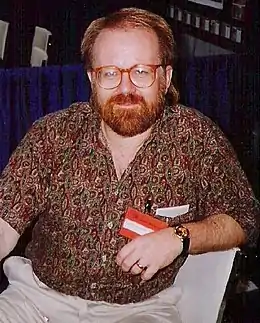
[130,263,145,275]
[141,265,159,281]
[129,262,158,280]
[119,255,158,281]
[116,240,136,267]
[129,262,159,280]
[116,234,162,280]
[119,249,142,272]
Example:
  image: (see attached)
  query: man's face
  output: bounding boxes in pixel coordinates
[88,28,172,137]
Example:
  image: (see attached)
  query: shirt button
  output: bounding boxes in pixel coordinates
[107,221,113,229]
[117,199,123,206]
[102,255,107,263]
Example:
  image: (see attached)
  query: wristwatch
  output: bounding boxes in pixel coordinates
[173,225,190,256]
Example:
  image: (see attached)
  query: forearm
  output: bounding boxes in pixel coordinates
[185,214,246,254]
[0,218,20,261]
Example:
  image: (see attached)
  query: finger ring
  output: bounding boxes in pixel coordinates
[136,262,145,270]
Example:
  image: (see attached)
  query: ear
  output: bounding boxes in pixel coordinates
[165,65,173,93]
[87,71,93,83]
[87,71,96,90]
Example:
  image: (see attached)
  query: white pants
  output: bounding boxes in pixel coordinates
[0,257,182,323]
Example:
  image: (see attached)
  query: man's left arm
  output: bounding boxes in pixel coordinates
[189,123,260,253]
[117,123,260,279]
[185,213,246,254]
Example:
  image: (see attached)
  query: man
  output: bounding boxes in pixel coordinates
[0,7,259,323]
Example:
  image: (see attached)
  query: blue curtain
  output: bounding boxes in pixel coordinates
[181,53,259,197]
[182,54,233,135]
[0,64,90,172]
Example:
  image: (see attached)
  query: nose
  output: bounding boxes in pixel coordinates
[117,71,135,94]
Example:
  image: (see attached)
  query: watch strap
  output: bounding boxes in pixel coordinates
[173,225,190,256]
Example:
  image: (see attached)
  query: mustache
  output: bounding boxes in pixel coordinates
[108,93,145,105]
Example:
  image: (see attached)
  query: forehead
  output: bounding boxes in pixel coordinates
[92,28,160,68]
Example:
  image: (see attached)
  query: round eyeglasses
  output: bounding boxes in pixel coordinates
[92,64,163,89]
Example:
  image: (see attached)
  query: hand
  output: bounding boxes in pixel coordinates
[116,227,183,281]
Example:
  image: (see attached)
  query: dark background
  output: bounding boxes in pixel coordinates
[0,0,169,68]
[1,0,259,68]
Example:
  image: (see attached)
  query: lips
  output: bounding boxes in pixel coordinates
[115,102,139,108]
[111,93,144,106]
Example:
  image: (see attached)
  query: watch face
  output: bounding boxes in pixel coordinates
[176,225,189,238]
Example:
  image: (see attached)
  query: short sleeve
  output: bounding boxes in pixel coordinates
[197,122,260,247]
[0,120,49,235]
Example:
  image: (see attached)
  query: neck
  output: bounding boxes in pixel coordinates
[100,121,152,179]
[101,121,152,152]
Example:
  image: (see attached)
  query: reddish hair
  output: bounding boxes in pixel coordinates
[81,7,179,105]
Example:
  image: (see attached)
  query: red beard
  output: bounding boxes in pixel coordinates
[91,90,165,137]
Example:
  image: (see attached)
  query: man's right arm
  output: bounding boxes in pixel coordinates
[0,218,20,261]
[0,119,50,261]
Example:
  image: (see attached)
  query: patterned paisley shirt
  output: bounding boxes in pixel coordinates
[0,102,259,304]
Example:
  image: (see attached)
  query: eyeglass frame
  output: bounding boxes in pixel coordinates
[91,64,165,90]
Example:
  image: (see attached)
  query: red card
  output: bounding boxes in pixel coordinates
[119,207,168,240]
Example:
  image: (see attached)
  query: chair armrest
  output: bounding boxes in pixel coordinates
[174,248,238,323]
[0,259,8,294]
